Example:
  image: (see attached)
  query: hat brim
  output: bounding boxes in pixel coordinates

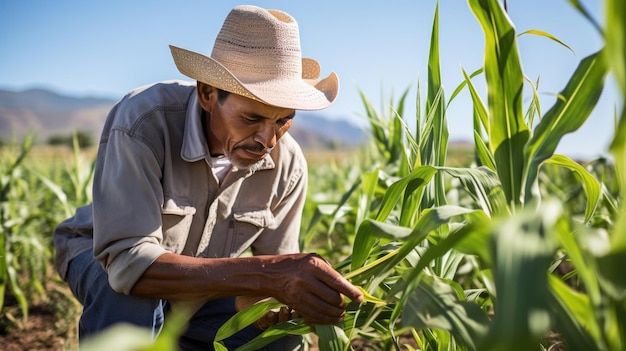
[169,45,338,111]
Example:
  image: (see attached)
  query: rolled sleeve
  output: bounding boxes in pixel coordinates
[92,127,168,294]
[106,239,168,294]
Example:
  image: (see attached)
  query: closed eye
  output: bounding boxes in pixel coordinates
[242,114,262,124]
[277,115,294,126]
[240,112,295,127]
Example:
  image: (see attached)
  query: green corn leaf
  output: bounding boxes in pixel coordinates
[596,250,626,301]
[448,67,483,108]
[609,111,626,248]
[149,305,196,351]
[374,165,437,222]
[351,219,410,272]
[474,130,496,171]
[394,89,413,176]
[424,3,449,212]
[345,245,400,284]
[518,29,574,53]
[548,275,602,351]
[469,0,530,207]
[388,208,491,328]
[607,0,626,252]
[441,166,507,217]
[213,300,284,350]
[402,274,489,350]
[567,0,603,34]
[0,244,6,314]
[543,154,602,223]
[394,209,491,294]
[480,201,562,351]
[523,50,608,204]
[606,0,626,93]
[372,206,487,288]
[594,251,626,351]
[356,169,380,230]
[30,168,73,218]
[462,66,498,171]
[554,220,602,306]
[399,110,421,172]
[235,321,310,351]
[462,67,489,138]
[316,324,349,351]
[355,285,387,308]
[523,75,542,133]
[426,1,441,112]
[79,324,155,351]
[421,1,443,169]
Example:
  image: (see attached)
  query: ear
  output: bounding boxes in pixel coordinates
[197,81,215,112]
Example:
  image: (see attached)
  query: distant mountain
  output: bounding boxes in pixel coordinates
[290,111,366,149]
[0,88,114,143]
[0,88,365,149]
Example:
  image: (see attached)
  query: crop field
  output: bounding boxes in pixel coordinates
[1,0,625,350]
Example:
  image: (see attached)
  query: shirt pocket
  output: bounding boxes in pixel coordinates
[161,198,197,254]
[228,208,274,256]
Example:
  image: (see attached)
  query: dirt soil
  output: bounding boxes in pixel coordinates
[0,304,77,351]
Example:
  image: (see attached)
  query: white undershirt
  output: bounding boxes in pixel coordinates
[210,155,232,183]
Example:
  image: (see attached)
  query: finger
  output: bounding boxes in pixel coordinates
[278,306,291,323]
[307,278,347,307]
[291,291,346,323]
[255,310,278,330]
[316,270,363,303]
[305,254,364,303]
[294,304,344,325]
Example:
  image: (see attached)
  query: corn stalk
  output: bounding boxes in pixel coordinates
[0,134,36,319]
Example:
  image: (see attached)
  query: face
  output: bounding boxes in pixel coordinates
[197,82,296,171]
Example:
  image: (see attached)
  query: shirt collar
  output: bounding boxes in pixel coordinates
[181,91,209,162]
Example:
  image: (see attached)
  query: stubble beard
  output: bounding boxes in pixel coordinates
[225,146,273,174]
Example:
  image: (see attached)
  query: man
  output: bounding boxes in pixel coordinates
[53,5,363,350]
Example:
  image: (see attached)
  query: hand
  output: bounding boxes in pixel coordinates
[235,296,299,330]
[266,253,363,325]
[255,305,298,330]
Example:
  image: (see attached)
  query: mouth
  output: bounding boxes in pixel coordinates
[235,145,271,161]
[242,148,267,157]
[236,145,272,157]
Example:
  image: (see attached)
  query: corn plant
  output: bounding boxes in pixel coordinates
[0,133,36,319]
[0,132,95,326]
[56,0,625,350]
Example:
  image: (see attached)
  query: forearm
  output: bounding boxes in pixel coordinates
[130,252,276,300]
[130,251,364,325]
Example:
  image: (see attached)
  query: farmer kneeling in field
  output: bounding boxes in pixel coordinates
[52,5,362,350]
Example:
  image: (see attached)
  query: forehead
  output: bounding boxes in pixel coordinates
[224,92,296,120]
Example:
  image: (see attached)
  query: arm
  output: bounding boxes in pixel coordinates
[131,252,363,325]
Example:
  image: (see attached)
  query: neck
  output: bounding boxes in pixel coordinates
[202,110,223,157]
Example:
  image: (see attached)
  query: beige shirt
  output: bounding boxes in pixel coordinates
[53,80,307,294]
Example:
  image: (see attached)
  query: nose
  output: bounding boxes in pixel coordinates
[254,121,277,150]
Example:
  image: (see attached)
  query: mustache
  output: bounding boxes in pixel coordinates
[235,143,274,154]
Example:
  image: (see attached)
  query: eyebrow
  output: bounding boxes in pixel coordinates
[244,111,296,120]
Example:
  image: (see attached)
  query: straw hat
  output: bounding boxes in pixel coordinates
[169,5,338,111]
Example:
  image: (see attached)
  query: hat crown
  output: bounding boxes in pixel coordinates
[211,5,302,83]
[169,5,338,110]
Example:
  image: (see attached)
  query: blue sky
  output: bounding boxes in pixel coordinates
[0,0,617,159]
